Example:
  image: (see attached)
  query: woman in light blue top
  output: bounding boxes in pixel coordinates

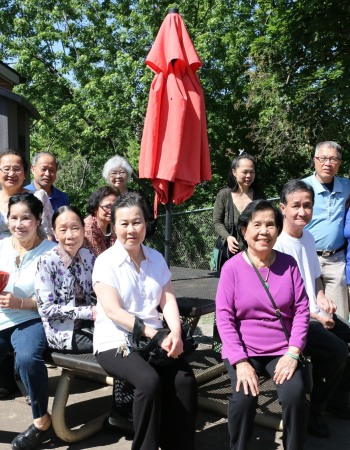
[0,193,55,450]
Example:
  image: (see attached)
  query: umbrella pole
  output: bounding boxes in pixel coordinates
[164,182,173,268]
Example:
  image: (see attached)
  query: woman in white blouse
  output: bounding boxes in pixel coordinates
[93,192,197,450]
[0,148,54,241]
[0,193,55,450]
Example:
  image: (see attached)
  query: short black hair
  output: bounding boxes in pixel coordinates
[86,186,120,215]
[227,152,261,192]
[111,192,150,225]
[237,200,283,246]
[280,180,315,206]
[0,148,28,174]
[52,205,85,229]
[8,193,43,221]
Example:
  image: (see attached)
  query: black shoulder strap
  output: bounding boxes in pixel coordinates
[245,251,290,342]
[227,188,234,235]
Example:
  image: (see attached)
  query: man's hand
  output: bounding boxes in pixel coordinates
[316,314,335,329]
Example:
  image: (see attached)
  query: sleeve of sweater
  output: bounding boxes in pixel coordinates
[289,263,310,351]
[213,189,231,243]
[215,262,248,365]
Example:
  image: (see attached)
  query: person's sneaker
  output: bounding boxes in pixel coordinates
[326,403,350,420]
[307,411,330,438]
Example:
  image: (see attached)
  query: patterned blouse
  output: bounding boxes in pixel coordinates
[84,214,117,257]
[35,245,96,350]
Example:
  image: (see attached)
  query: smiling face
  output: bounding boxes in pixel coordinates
[31,154,57,190]
[8,202,41,242]
[95,194,117,226]
[54,211,85,257]
[114,206,147,249]
[232,158,256,188]
[0,155,25,191]
[314,145,342,183]
[109,166,128,192]
[241,209,279,255]
[280,190,313,237]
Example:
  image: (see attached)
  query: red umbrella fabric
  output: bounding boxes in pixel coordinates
[139,12,212,212]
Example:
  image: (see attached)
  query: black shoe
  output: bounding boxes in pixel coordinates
[326,403,350,420]
[11,423,51,450]
[307,412,330,438]
[104,404,134,434]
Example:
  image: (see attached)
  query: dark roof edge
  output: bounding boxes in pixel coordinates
[0,61,27,84]
[0,87,41,120]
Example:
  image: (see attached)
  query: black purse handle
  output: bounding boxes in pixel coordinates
[245,251,290,342]
[227,188,234,236]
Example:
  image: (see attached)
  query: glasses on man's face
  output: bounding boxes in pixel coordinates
[109,171,126,177]
[314,156,340,164]
[0,166,23,174]
[99,204,112,212]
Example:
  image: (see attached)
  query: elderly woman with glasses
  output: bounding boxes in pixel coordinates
[102,155,157,238]
[0,149,54,241]
[84,186,119,257]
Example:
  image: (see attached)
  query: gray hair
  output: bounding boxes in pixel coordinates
[102,155,133,183]
[32,152,59,169]
[315,141,342,160]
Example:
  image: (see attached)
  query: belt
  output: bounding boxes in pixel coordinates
[316,243,346,257]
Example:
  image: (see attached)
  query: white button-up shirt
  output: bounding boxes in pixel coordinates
[92,239,171,354]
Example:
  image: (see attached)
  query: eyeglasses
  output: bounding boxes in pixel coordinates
[314,157,340,164]
[0,166,23,174]
[109,171,126,177]
[99,204,112,212]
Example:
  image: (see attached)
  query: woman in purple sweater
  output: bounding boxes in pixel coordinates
[216,200,310,450]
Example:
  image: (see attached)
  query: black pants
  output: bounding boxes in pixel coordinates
[305,314,350,412]
[224,356,310,450]
[97,349,197,450]
[55,329,94,354]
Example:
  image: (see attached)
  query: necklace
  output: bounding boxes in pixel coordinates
[246,251,273,289]
[92,216,115,247]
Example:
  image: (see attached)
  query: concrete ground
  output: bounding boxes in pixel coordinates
[1,316,350,449]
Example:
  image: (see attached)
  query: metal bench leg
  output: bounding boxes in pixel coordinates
[52,368,109,443]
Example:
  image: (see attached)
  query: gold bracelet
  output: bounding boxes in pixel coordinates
[19,298,23,309]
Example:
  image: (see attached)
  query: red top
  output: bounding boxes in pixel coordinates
[139,13,212,211]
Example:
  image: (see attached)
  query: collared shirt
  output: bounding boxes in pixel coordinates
[35,246,95,350]
[0,237,56,331]
[92,239,171,354]
[303,172,350,250]
[24,181,70,213]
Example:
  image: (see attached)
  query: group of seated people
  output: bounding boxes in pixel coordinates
[214,141,350,449]
[1,140,350,450]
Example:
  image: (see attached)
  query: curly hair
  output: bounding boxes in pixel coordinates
[102,155,133,183]
[86,186,120,215]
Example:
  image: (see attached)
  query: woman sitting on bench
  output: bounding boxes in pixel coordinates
[93,192,197,450]
[35,206,97,353]
[0,193,55,450]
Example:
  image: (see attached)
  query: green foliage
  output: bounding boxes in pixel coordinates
[0,0,349,213]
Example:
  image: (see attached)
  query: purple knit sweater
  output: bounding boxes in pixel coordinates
[216,251,310,366]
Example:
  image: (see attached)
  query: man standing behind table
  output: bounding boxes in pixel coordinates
[275,180,350,438]
[24,152,70,213]
[303,141,350,320]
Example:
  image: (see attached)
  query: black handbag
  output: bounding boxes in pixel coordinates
[245,251,313,394]
[127,317,198,367]
[210,189,235,272]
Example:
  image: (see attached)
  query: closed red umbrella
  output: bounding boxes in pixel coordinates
[139,8,211,264]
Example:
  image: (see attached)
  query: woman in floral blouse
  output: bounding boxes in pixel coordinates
[84,186,119,257]
[35,206,97,352]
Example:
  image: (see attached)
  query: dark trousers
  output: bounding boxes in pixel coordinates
[305,314,350,412]
[224,356,310,450]
[55,329,94,354]
[97,349,197,450]
[0,319,49,419]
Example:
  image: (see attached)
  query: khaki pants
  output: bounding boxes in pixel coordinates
[318,250,349,320]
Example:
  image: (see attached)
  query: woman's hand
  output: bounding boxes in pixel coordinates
[316,314,335,329]
[227,236,239,254]
[91,306,98,321]
[236,361,259,396]
[161,330,183,358]
[0,292,21,309]
[273,353,299,385]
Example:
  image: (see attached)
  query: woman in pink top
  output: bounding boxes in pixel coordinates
[216,200,310,450]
